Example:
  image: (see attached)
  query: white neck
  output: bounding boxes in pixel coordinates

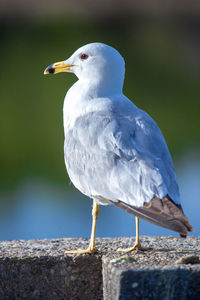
[63,78,123,135]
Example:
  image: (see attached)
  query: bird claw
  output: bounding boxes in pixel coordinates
[64,246,98,255]
[117,242,149,252]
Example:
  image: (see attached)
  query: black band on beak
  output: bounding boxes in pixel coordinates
[45,64,55,74]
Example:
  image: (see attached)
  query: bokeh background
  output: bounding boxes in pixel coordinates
[0,0,199,240]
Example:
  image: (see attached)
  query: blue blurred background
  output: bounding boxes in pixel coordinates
[0,0,199,240]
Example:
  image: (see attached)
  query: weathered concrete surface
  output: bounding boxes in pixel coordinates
[103,236,200,300]
[0,236,199,299]
[0,238,103,300]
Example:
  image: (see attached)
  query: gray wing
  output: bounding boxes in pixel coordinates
[64,98,180,207]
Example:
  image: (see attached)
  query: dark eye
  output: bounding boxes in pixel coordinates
[80,53,88,60]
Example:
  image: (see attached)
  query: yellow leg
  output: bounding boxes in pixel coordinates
[65,200,99,255]
[117,217,143,252]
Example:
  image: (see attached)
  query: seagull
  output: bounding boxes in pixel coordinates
[44,42,193,254]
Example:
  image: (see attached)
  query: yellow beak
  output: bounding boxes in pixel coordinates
[44,61,74,75]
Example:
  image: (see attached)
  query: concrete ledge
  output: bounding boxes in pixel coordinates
[103,236,200,300]
[0,239,103,300]
[0,237,200,299]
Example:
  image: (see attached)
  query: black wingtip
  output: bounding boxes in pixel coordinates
[112,195,194,236]
[180,233,187,238]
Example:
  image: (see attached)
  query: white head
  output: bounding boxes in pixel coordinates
[44,42,125,96]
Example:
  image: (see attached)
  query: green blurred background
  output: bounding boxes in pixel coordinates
[0,0,199,240]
